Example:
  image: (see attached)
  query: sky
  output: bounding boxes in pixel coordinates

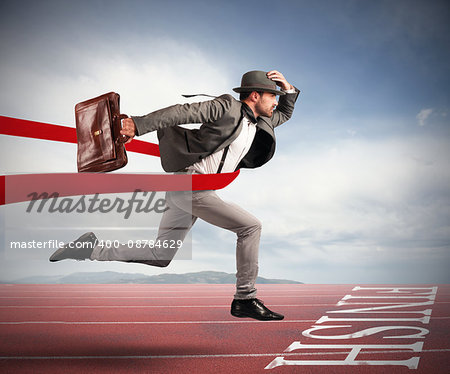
[0,0,449,284]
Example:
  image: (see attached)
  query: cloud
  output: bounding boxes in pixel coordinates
[220,133,450,282]
[416,108,434,126]
[0,34,234,125]
[0,35,236,174]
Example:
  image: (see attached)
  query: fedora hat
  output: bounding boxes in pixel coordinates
[233,70,286,96]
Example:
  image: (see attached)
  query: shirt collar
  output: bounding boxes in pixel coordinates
[241,102,258,124]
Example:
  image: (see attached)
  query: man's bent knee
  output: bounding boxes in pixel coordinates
[252,219,262,233]
[238,218,262,238]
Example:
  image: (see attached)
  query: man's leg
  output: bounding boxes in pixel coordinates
[49,189,283,320]
[51,191,195,266]
[91,191,195,265]
[173,189,283,320]
[172,190,261,300]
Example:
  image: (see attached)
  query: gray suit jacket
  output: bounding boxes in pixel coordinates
[131,88,300,172]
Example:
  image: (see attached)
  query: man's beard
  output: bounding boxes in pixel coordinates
[256,103,274,117]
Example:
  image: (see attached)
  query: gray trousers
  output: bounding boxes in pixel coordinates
[91,190,261,299]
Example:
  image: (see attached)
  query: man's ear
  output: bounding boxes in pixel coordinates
[250,91,260,102]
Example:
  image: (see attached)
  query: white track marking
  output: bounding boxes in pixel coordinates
[0,319,315,325]
[0,349,449,360]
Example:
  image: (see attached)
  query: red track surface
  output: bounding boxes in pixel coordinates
[0,284,448,373]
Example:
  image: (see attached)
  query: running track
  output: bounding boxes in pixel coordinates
[0,284,448,373]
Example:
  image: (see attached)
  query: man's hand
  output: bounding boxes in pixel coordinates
[267,70,293,91]
[120,118,136,144]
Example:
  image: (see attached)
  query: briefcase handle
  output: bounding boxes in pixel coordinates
[115,113,130,144]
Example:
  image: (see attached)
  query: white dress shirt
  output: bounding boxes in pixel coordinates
[187,116,256,174]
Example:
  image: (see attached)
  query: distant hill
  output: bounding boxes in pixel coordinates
[8,271,302,284]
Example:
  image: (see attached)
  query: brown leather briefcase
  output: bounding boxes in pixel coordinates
[75,92,129,172]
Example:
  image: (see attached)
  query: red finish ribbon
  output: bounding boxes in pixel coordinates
[0,116,239,205]
[0,115,160,157]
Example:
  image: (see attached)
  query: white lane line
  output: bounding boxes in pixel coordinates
[1,318,448,324]
[2,296,447,301]
[0,290,308,293]
[0,291,328,294]
[0,319,316,325]
[0,288,340,290]
[0,294,338,299]
[0,304,331,308]
[1,316,449,324]
[1,306,450,314]
[1,349,449,360]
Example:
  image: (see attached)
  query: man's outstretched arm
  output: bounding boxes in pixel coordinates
[120,94,235,142]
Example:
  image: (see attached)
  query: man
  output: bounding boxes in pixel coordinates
[50,70,300,321]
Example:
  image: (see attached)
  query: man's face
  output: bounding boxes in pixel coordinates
[255,92,278,117]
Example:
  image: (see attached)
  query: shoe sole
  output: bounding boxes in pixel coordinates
[49,247,67,262]
[230,311,284,321]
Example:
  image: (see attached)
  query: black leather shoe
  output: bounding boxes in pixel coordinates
[49,232,98,262]
[231,298,284,321]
